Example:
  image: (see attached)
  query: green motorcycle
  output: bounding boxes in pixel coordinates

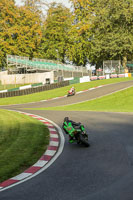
[63,122,89,147]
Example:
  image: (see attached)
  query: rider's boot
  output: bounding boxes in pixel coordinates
[69,136,75,143]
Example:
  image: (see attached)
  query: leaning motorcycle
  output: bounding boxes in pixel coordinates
[66,124,89,147]
[67,90,75,97]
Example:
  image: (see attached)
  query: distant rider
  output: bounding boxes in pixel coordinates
[69,86,75,95]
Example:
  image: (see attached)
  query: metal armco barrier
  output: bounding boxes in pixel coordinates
[0,81,69,98]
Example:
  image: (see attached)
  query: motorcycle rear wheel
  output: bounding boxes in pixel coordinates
[79,134,90,147]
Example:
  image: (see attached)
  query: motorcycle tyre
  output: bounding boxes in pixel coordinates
[79,134,90,147]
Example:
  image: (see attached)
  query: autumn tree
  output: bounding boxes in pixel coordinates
[22,0,49,11]
[40,3,72,63]
[21,0,49,17]
[66,0,93,66]
[0,0,42,69]
[16,5,42,59]
[0,0,18,68]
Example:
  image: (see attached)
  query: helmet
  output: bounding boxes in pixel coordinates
[64,117,69,122]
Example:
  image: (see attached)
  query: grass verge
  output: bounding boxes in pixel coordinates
[0,109,49,183]
[31,86,133,113]
[0,77,133,105]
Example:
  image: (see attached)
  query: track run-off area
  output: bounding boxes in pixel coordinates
[0,80,133,200]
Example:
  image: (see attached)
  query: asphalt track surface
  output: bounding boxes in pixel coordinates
[0,80,133,200]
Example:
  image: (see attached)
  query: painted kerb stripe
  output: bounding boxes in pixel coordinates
[0,111,63,191]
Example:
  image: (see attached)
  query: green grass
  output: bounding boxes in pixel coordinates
[0,109,49,182]
[0,77,133,105]
[34,86,133,113]
[0,78,132,182]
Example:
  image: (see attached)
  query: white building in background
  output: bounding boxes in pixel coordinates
[86,63,96,71]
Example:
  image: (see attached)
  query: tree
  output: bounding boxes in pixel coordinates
[90,0,133,68]
[40,3,72,63]
[21,0,49,16]
[67,0,93,66]
[0,0,42,69]
[0,0,19,68]
[16,5,42,58]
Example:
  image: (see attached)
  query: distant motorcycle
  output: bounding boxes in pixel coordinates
[67,87,75,97]
[67,90,75,97]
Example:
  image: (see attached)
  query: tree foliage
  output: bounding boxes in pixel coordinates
[16,5,42,58]
[67,0,93,66]
[0,0,42,68]
[0,0,18,67]
[89,0,133,67]
[1,0,133,69]
[40,3,72,63]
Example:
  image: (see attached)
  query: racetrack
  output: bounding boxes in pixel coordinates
[0,80,133,200]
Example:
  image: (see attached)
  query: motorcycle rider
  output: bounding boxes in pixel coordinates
[69,86,75,95]
[62,117,82,143]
